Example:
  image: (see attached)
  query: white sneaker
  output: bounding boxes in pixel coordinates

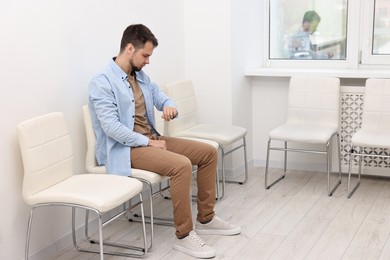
[173,230,216,258]
[195,216,241,235]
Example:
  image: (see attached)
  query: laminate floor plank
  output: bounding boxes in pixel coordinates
[48,168,390,260]
[305,177,385,260]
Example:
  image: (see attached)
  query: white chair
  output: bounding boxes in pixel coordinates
[164,80,248,200]
[347,78,390,198]
[17,112,147,260]
[82,105,173,250]
[265,76,342,196]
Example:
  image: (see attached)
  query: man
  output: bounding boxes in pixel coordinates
[88,24,240,259]
[289,10,333,59]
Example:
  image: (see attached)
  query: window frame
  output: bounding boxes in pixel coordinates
[360,0,390,65]
[263,0,390,69]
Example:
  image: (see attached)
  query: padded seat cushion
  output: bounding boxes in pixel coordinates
[25,174,142,212]
[174,124,247,146]
[87,165,167,185]
[269,124,338,143]
[178,137,219,149]
[132,168,167,183]
[351,129,390,149]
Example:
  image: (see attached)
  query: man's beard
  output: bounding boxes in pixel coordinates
[130,60,142,73]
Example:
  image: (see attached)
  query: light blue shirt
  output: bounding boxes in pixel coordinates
[289,30,313,59]
[88,59,176,176]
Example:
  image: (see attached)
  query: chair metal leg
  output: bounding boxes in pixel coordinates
[265,133,342,195]
[128,178,175,228]
[224,136,249,185]
[25,207,36,260]
[326,133,342,196]
[284,141,287,176]
[241,136,249,184]
[219,145,226,200]
[347,147,361,198]
[337,133,343,186]
[265,139,286,189]
[84,178,174,252]
[74,208,104,260]
[347,148,390,198]
[215,164,220,201]
[78,194,148,258]
[208,136,249,200]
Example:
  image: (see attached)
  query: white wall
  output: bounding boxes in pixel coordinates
[231,0,263,169]
[184,0,232,125]
[0,0,184,259]
[184,0,261,172]
[0,0,304,258]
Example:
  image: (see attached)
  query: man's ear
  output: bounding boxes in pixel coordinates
[126,43,135,55]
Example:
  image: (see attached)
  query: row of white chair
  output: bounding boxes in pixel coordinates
[265,77,390,198]
[17,79,250,259]
[18,77,389,258]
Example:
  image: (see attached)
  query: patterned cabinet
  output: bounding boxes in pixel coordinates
[339,86,390,175]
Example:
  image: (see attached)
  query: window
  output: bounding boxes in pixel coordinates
[360,0,390,65]
[373,5,390,55]
[269,0,348,60]
[265,0,390,68]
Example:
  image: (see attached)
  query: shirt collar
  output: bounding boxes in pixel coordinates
[109,57,145,83]
[109,57,129,81]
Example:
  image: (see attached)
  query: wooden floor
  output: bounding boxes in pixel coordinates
[50,167,390,260]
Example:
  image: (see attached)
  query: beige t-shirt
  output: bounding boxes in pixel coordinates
[128,74,154,138]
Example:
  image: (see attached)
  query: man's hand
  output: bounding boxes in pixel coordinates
[148,139,167,150]
[162,106,178,121]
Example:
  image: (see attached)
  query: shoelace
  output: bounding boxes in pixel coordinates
[189,232,206,247]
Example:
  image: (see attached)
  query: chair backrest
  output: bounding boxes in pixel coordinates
[82,105,106,174]
[164,80,198,136]
[83,105,165,172]
[17,112,74,203]
[154,107,165,135]
[362,78,390,132]
[287,76,340,127]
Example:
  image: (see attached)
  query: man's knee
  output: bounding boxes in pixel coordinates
[171,156,192,176]
[208,145,217,158]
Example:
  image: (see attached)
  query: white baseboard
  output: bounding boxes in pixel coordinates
[219,159,255,179]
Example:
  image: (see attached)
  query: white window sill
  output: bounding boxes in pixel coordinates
[245,67,390,79]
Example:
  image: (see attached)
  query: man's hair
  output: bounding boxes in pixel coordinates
[120,24,158,52]
[302,10,321,24]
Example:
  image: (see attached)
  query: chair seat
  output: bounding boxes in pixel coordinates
[351,128,390,149]
[174,124,247,146]
[132,168,168,184]
[177,137,219,149]
[269,124,338,143]
[87,164,167,185]
[25,174,143,212]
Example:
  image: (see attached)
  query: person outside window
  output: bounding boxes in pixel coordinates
[289,10,333,59]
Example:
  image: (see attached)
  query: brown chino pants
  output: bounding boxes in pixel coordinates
[130,136,217,238]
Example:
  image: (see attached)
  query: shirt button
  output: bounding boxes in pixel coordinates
[132,100,134,102]
[132,115,135,118]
